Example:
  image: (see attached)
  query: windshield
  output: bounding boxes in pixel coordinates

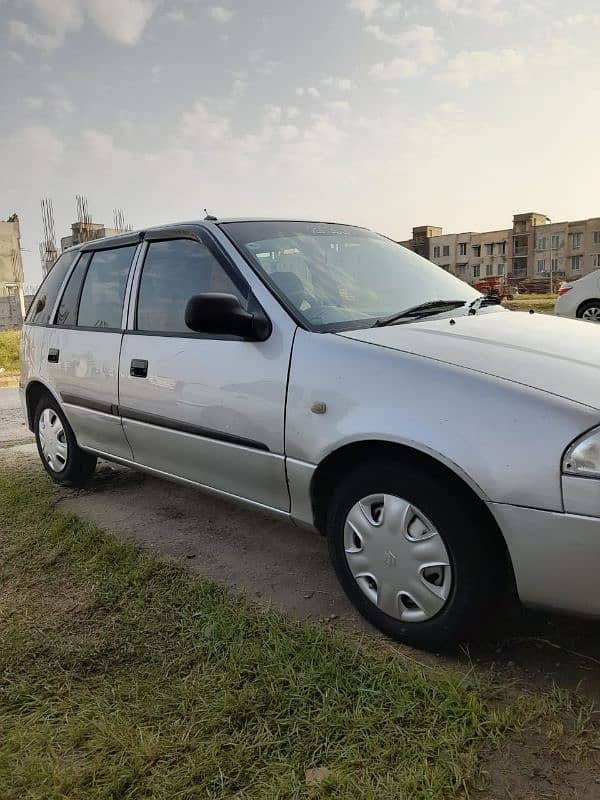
[222,221,480,332]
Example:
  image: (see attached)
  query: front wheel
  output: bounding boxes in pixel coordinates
[34,395,97,487]
[327,458,508,649]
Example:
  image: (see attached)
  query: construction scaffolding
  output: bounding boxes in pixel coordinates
[40,198,58,276]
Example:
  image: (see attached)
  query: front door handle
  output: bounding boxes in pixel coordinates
[130,359,148,378]
[48,348,59,363]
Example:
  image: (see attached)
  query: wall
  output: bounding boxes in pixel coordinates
[0,216,24,295]
[0,292,34,331]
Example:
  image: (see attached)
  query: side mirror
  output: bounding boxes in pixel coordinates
[184,293,271,341]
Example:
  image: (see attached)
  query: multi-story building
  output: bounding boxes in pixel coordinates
[400,212,600,287]
[0,214,25,296]
[61,220,121,251]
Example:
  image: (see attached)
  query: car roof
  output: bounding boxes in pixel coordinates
[64,218,370,253]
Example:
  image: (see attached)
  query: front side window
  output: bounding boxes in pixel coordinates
[25,251,78,325]
[223,221,478,332]
[136,238,247,334]
[77,246,136,329]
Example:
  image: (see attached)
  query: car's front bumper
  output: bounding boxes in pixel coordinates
[492,503,600,617]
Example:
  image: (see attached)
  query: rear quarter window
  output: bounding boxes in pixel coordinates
[26,251,78,325]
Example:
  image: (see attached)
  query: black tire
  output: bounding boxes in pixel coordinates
[34,393,97,488]
[326,457,508,650]
[576,300,600,322]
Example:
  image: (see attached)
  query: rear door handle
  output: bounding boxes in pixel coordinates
[48,348,59,363]
[130,359,148,378]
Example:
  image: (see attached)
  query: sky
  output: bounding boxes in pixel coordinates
[1,0,600,285]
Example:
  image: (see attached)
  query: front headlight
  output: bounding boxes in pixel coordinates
[563,427,600,478]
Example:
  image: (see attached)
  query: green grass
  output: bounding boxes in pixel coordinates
[503,293,558,314]
[0,329,20,373]
[0,467,592,799]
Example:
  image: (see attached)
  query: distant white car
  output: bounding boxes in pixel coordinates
[555,270,600,321]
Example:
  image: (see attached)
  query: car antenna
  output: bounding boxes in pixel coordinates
[204,208,218,221]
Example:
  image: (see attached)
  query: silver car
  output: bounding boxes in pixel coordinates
[20,219,600,649]
[555,269,600,321]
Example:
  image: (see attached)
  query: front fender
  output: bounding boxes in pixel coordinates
[286,329,598,512]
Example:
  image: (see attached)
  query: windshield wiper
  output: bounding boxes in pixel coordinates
[373,299,468,328]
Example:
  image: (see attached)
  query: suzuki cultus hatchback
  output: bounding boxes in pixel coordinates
[21,218,600,648]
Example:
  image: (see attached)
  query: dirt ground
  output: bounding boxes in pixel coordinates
[3,437,599,704]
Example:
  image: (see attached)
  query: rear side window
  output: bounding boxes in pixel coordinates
[77,246,136,329]
[136,238,247,334]
[54,254,91,326]
[25,251,78,325]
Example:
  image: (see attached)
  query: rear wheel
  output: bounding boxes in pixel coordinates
[577,300,600,322]
[326,458,508,649]
[34,395,97,487]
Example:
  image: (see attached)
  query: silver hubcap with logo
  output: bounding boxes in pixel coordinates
[38,408,68,473]
[344,494,452,622]
[582,306,600,322]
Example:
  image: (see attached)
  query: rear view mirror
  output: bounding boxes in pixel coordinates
[184,293,271,341]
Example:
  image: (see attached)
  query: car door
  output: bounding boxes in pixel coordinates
[46,241,139,459]
[118,227,291,511]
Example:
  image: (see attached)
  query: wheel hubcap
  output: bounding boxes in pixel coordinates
[582,307,600,322]
[344,494,452,623]
[38,408,68,473]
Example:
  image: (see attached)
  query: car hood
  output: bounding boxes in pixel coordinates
[337,309,600,410]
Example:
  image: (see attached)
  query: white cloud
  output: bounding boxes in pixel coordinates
[438,47,525,88]
[165,9,184,22]
[18,125,65,165]
[178,101,231,145]
[248,48,279,76]
[264,105,283,124]
[24,96,45,110]
[296,87,321,98]
[231,77,246,96]
[368,25,444,80]
[348,0,381,17]
[328,100,351,111]
[9,20,62,50]
[322,76,356,91]
[208,6,234,24]
[370,57,419,80]
[436,0,508,24]
[366,24,444,65]
[380,1,404,18]
[349,0,404,19]
[9,0,156,50]
[278,124,299,142]
[286,106,300,119]
[86,0,156,45]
